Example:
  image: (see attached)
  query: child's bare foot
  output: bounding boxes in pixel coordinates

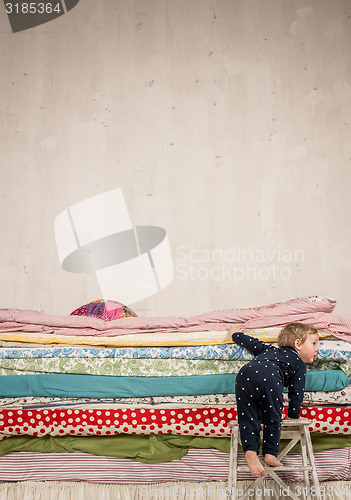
[264,454,283,467]
[245,450,266,477]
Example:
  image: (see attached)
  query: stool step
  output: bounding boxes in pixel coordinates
[237,465,313,472]
[228,419,312,428]
[227,419,322,500]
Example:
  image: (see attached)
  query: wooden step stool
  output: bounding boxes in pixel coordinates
[227,420,322,500]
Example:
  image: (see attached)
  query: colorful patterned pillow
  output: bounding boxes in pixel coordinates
[70,299,137,321]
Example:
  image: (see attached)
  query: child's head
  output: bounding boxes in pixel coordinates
[277,322,318,348]
[278,323,319,363]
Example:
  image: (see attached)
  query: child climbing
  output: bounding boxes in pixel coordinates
[228,322,319,478]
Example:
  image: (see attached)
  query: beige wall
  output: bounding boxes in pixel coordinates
[0,0,350,318]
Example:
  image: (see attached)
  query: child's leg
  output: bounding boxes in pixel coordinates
[236,377,265,477]
[261,385,284,465]
[264,454,283,467]
[236,385,261,455]
[245,450,266,477]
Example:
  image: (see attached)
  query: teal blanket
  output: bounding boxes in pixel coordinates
[0,370,348,398]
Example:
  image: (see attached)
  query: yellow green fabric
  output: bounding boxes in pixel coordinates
[0,433,349,463]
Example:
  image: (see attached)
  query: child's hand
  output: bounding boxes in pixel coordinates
[285,416,311,421]
[228,326,241,336]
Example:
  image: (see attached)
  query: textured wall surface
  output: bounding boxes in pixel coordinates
[0,0,350,317]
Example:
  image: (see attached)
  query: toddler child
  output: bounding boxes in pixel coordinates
[228,322,319,478]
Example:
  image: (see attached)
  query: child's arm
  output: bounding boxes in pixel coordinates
[287,364,306,418]
[228,327,268,356]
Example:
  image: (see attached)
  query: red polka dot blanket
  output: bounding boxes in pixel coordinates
[0,406,349,440]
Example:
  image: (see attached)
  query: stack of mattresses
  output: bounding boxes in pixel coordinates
[0,296,349,492]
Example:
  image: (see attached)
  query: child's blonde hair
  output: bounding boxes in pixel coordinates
[277,322,318,348]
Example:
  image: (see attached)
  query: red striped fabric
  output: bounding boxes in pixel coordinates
[0,448,349,483]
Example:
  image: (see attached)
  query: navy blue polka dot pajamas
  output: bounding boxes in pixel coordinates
[232,331,306,457]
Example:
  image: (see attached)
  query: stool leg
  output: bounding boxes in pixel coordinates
[304,425,323,500]
[227,426,234,498]
[300,430,312,500]
[227,424,239,500]
[232,425,239,500]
